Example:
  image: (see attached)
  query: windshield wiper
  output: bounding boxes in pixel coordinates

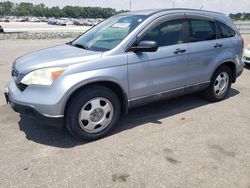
[66,41,89,50]
[72,43,89,50]
[66,41,73,45]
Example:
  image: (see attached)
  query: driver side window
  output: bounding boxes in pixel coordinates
[141,19,185,47]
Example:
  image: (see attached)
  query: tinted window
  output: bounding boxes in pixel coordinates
[141,19,185,47]
[217,21,235,38]
[189,19,216,42]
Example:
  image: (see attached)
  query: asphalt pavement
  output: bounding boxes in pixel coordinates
[0,39,250,188]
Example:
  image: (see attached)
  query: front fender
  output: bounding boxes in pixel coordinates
[57,65,129,115]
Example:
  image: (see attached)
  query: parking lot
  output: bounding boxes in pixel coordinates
[0,38,250,187]
[0,22,89,33]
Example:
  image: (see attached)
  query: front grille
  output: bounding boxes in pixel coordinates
[15,82,27,91]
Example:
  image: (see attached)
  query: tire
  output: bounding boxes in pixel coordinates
[204,65,232,102]
[65,85,121,141]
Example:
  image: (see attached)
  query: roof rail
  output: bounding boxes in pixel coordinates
[149,8,225,16]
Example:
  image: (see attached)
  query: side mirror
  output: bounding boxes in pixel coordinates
[130,40,158,52]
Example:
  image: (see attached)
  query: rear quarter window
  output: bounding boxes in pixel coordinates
[216,21,236,38]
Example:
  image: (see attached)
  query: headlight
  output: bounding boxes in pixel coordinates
[21,67,67,86]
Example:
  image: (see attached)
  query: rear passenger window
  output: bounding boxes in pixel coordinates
[189,19,216,42]
[217,21,235,38]
[141,19,185,47]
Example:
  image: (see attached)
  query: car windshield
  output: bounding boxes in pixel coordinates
[71,15,147,52]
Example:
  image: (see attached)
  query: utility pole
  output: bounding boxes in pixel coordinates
[173,0,175,8]
[130,0,132,11]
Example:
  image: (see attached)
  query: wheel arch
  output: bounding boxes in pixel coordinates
[64,80,129,117]
[212,60,237,83]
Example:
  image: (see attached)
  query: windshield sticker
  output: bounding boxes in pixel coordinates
[112,23,130,28]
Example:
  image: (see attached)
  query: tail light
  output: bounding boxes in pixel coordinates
[240,34,244,49]
[232,21,244,49]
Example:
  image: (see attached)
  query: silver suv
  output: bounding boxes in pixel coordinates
[4,9,244,140]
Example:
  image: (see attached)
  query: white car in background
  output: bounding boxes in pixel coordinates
[243,44,250,66]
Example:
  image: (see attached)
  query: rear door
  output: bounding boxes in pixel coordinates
[185,14,218,86]
[215,20,240,61]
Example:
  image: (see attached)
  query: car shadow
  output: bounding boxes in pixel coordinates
[18,88,240,148]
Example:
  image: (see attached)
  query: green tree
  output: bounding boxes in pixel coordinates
[15,2,34,16]
[62,6,77,18]
[49,6,62,18]
[0,1,14,16]
[0,1,126,18]
[33,3,46,17]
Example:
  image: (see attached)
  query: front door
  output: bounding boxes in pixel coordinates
[127,14,189,106]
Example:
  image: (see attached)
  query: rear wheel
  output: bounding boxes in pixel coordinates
[65,86,121,141]
[204,65,232,102]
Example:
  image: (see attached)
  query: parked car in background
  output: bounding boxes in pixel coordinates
[73,20,83,26]
[56,19,67,26]
[83,20,94,26]
[0,18,9,22]
[243,44,250,66]
[29,17,40,22]
[16,17,27,22]
[4,9,244,141]
[0,25,3,33]
[39,17,48,22]
[47,18,57,25]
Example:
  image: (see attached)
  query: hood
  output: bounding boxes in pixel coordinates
[14,44,102,74]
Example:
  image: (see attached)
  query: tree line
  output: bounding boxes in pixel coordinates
[229,13,250,21]
[0,1,127,18]
[1,1,250,20]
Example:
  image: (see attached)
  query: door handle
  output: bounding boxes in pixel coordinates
[174,48,186,54]
[214,43,223,48]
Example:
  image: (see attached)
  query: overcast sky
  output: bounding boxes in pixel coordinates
[5,0,250,14]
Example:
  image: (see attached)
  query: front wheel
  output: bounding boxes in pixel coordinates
[65,86,121,141]
[204,65,232,102]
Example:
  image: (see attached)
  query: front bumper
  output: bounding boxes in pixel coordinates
[4,80,64,128]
